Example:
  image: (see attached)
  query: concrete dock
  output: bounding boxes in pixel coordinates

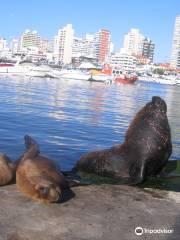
[0,184,179,240]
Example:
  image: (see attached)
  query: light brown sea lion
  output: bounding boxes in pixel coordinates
[75,96,172,184]
[16,135,72,203]
[0,154,17,186]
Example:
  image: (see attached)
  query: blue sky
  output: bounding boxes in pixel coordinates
[1,0,180,62]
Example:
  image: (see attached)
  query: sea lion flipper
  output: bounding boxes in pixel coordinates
[67,179,91,187]
[23,135,40,160]
[0,154,14,186]
[24,135,39,151]
[129,161,146,185]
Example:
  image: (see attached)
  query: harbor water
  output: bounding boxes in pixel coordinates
[0,77,180,170]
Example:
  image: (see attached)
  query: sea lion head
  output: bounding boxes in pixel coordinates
[35,181,62,203]
[141,96,167,117]
[145,96,167,114]
[151,96,167,113]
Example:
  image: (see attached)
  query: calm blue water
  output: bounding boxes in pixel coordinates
[0,77,180,170]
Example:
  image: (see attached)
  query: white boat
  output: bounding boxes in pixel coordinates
[89,73,113,83]
[155,75,177,85]
[0,62,27,74]
[139,76,157,83]
[139,75,177,85]
[25,65,53,78]
[59,69,91,80]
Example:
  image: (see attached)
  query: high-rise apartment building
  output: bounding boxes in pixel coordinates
[142,38,155,63]
[72,37,84,58]
[122,28,155,62]
[53,24,74,64]
[0,38,8,51]
[96,29,111,63]
[123,28,144,56]
[110,52,137,71]
[170,15,180,69]
[72,29,110,63]
[20,30,40,51]
[39,39,51,54]
[10,39,19,54]
[72,34,98,59]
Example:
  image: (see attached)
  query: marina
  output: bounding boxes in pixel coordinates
[0,60,179,85]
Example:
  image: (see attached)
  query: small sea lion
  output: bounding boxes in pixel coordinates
[0,154,17,186]
[75,96,172,184]
[16,135,71,203]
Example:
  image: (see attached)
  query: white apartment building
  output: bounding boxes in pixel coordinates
[123,28,145,55]
[72,37,84,58]
[10,39,19,54]
[110,52,137,71]
[19,30,41,51]
[39,39,52,54]
[0,38,11,59]
[122,28,155,62]
[0,38,8,51]
[53,24,74,64]
[72,30,111,63]
[72,34,96,59]
[170,15,180,69]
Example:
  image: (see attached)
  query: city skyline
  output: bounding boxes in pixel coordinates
[1,0,180,62]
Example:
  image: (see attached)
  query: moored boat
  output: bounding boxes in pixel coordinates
[89,73,113,83]
[59,69,91,80]
[114,74,137,84]
[25,65,53,78]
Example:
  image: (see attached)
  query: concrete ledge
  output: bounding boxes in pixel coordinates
[0,184,180,240]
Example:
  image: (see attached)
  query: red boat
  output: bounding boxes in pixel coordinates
[114,75,138,84]
[0,63,14,67]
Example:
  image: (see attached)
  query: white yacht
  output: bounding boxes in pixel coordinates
[25,65,53,78]
[0,61,26,74]
[89,73,113,83]
[58,69,91,80]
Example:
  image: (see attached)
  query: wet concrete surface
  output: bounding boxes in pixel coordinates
[0,184,179,240]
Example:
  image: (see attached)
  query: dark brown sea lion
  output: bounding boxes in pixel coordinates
[75,96,172,184]
[16,135,72,203]
[0,154,17,186]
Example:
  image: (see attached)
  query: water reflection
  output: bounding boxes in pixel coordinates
[0,77,179,171]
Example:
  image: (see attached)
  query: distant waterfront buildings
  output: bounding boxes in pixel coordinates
[122,28,155,63]
[0,24,157,66]
[0,38,8,51]
[0,38,11,58]
[170,15,180,69]
[53,24,74,64]
[20,30,41,51]
[72,35,95,59]
[142,38,155,62]
[110,52,137,71]
[10,39,19,54]
[123,28,144,56]
[95,29,111,63]
[72,29,111,64]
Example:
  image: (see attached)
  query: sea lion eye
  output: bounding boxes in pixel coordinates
[39,187,49,196]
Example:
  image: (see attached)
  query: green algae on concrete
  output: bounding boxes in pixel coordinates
[77,160,180,192]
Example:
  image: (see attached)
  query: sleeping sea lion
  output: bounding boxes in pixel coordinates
[75,96,172,184]
[16,135,73,203]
